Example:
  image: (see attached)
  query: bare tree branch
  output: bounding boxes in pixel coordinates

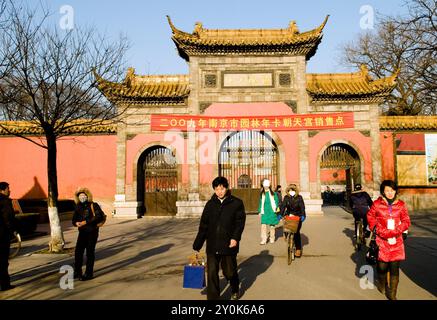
[340,0,437,115]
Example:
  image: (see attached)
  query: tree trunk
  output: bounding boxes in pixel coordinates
[46,133,65,252]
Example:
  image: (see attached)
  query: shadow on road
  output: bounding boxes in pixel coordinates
[230,250,274,299]
[401,236,437,297]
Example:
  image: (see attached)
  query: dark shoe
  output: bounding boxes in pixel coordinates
[365,230,371,238]
[80,274,94,281]
[74,272,82,280]
[1,285,16,291]
[386,275,399,300]
[231,292,239,300]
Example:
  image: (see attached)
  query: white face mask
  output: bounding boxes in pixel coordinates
[289,191,296,196]
[79,194,88,203]
[262,180,271,188]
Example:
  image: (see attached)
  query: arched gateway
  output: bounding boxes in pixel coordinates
[137,146,177,216]
[320,143,361,207]
[219,131,278,213]
[97,16,397,218]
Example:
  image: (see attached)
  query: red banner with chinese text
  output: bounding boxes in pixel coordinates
[150,113,354,131]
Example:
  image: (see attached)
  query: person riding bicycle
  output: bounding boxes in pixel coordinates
[350,184,373,239]
[280,184,306,258]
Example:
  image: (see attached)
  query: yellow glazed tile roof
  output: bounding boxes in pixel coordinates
[0,120,116,136]
[307,65,398,104]
[167,15,329,61]
[379,116,437,131]
[96,68,190,105]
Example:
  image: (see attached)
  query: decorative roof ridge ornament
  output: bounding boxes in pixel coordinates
[125,67,136,86]
[288,20,299,34]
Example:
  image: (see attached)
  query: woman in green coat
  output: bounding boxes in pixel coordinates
[258,179,279,244]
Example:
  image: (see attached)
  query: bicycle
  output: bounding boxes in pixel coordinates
[9,233,22,259]
[354,219,364,251]
[283,215,300,265]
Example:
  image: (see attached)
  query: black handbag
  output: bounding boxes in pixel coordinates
[366,227,379,265]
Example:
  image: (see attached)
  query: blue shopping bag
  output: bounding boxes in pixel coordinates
[183,265,206,289]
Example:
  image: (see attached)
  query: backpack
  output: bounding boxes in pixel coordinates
[90,202,107,227]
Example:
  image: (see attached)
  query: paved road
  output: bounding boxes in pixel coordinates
[1,206,436,300]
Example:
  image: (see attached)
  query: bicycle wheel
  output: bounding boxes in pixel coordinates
[9,233,21,258]
[287,233,295,265]
[356,221,363,251]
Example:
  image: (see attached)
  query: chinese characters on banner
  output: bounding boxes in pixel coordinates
[150,113,354,131]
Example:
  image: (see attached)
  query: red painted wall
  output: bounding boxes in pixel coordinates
[0,135,116,201]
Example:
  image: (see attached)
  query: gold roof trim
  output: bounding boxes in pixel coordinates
[0,120,116,136]
[379,116,437,131]
[307,65,398,104]
[167,15,329,61]
[95,68,190,105]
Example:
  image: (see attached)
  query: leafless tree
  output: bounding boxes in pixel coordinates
[0,2,130,252]
[341,0,437,115]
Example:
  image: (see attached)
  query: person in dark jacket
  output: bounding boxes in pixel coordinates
[193,176,246,300]
[280,184,306,257]
[0,182,17,291]
[72,187,105,281]
[350,184,373,238]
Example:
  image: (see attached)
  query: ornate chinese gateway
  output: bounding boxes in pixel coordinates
[95,16,402,218]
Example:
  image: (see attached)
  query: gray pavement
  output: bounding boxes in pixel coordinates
[1,206,436,300]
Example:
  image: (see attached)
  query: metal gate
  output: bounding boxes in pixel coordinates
[219,131,278,213]
[144,146,177,216]
[320,143,360,207]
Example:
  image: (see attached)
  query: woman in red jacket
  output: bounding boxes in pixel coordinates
[367,180,410,300]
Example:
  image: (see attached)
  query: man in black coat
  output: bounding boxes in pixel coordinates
[193,176,246,300]
[0,182,17,291]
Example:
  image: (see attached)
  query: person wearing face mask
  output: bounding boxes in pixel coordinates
[280,184,306,257]
[258,179,280,245]
[72,188,106,281]
[367,180,410,300]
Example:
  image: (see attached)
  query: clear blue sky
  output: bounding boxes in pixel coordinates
[42,0,410,75]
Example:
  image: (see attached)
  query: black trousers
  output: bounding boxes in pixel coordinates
[293,221,303,250]
[74,230,98,276]
[377,261,400,276]
[0,243,10,289]
[206,253,239,300]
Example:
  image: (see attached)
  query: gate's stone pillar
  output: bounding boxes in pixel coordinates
[176,130,207,218]
[370,106,382,197]
[113,123,140,219]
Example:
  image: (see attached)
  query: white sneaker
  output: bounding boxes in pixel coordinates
[270,239,275,243]
[260,241,266,245]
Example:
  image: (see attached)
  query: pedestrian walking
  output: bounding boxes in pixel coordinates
[193,176,246,300]
[367,180,411,300]
[258,179,280,244]
[72,188,106,281]
[0,182,17,291]
[280,184,306,257]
